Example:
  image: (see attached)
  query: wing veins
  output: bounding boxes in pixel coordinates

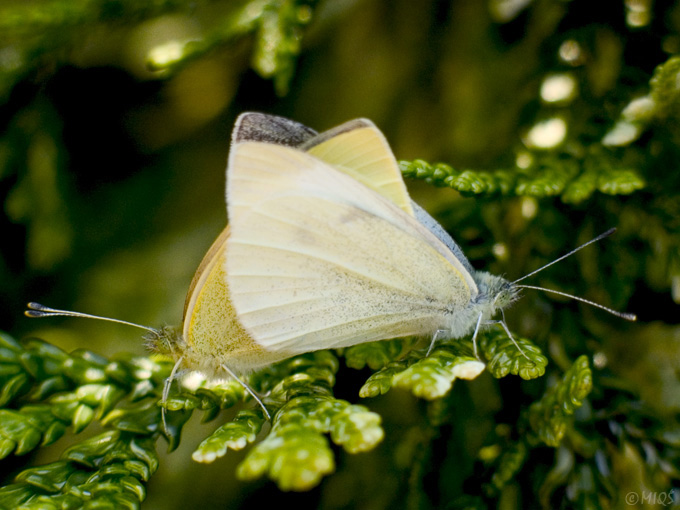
[234,203,446,297]
[230,238,436,299]
[257,309,439,336]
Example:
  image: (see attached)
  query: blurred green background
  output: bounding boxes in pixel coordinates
[1,0,678,508]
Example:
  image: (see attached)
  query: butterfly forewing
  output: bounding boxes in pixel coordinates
[226,143,477,352]
[183,115,431,372]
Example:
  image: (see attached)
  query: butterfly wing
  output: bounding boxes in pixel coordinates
[301,119,474,272]
[301,119,414,216]
[410,201,475,275]
[234,114,414,215]
[231,112,318,146]
[182,226,295,374]
[226,142,478,353]
[184,114,429,371]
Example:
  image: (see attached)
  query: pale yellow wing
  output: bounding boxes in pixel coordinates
[183,227,230,321]
[302,119,414,216]
[226,142,477,353]
[182,226,294,374]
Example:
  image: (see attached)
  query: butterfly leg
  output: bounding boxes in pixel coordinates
[220,364,272,421]
[484,315,530,361]
[426,328,450,356]
[161,356,185,434]
[470,312,484,360]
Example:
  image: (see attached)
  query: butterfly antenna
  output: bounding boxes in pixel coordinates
[515,285,637,321]
[25,302,160,336]
[512,228,617,284]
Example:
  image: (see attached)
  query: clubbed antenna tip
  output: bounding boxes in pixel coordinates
[511,229,636,322]
[25,302,159,335]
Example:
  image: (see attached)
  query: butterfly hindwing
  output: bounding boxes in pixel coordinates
[302,119,414,216]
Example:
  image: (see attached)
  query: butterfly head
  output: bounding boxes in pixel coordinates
[495,280,522,310]
[145,326,185,359]
[473,272,521,316]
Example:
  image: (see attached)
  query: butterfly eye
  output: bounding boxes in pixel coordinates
[144,326,181,357]
[492,283,518,308]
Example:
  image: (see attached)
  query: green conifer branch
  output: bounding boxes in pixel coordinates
[192,409,264,462]
[602,55,680,147]
[233,352,383,489]
[486,440,528,495]
[0,326,553,498]
[528,355,592,447]
[0,333,172,460]
[0,296,670,505]
[391,344,485,400]
[650,56,680,121]
[399,55,680,204]
[478,329,548,380]
[144,0,318,95]
[0,431,158,510]
[0,335,391,499]
[358,357,413,398]
[461,359,680,509]
[460,356,593,503]
[0,333,175,508]
[343,337,420,371]
[399,154,645,203]
[356,331,548,401]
